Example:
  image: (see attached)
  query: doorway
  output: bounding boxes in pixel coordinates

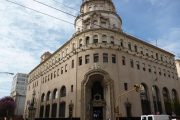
[93,107,103,120]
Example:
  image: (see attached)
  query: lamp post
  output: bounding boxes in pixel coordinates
[0,72,14,75]
[115,84,141,120]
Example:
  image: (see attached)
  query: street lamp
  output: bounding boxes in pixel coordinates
[115,84,141,119]
[0,72,14,75]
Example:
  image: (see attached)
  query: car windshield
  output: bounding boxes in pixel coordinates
[148,116,153,120]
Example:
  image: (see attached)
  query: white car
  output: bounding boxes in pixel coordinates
[141,115,171,120]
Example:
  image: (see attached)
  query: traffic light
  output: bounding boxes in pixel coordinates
[134,84,140,92]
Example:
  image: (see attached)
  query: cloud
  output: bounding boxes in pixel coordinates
[0,0,81,98]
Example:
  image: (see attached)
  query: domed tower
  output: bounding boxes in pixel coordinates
[75,0,122,32]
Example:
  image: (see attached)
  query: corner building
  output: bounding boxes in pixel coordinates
[24,0,180,119]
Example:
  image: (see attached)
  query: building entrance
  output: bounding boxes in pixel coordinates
[93,107,103,120]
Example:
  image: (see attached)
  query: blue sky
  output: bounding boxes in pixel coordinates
[0,0,180,98]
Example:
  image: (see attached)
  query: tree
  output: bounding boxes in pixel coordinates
[0,96,16,119]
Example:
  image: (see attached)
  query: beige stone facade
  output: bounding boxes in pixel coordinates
[24,0,180,119]
[175,60,180,78]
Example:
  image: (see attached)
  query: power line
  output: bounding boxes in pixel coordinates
[33,0,77,17]
[33,0,106,29]
[51,0,80,12]
[4,0,75,26]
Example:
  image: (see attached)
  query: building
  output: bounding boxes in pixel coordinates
[11,73,28,117]
[24,0,180,119]
[175,60,180,78]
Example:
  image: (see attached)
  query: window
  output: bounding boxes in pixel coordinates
[140,47,143,54]
[151,51,154,58]
[102,35,107,43]
[60,86,66,97]
[124,83,128,91]
[110,36,114,45]
[57,69,59,76]
[79,39,83,47]
[134,45,138,52]
[86,36,90,45]
[93,35,98,43]
[146,49,149,56]
[72,43,75,50]
[61,67,63,74]
[85,55,90,64]
[153,66,156,74]
[103,53,108,63]
[136,61,140,70]
[94,53,99,63]
[65,64,68,72]
[156,53,159,60]
[148,65,151,73]
[130,59,134,68]
[71,60,74,68]
[54,71,56,78]
[122,56,126,65]
[120,40,124,47]
[112,54,116,63]
[71,85,73,92]
[159,68,161,75]
[51,73,53,80]
[163,69,166,77]
[79,57,82,65]
[128,42,131,51]
[142,63,146,71]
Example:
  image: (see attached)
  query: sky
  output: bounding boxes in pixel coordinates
[0,0,180,98]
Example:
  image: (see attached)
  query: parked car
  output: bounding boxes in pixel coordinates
[141,115,171,120]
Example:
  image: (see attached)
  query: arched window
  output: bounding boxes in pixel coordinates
[162,87,172,115]
[59,102,66,117]
[172,89,179,115]
[91,81,104,100]
[41,93,45,102]
[93,35,98,43]
[102,35,107,43]
[140,83,151,115]
[60,86,66,97]
[152,86,162,114]
[53,89,58,99]
[46,91,51,101]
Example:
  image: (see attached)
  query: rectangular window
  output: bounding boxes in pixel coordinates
[61,67,63,74]
[134,45,138,52]
[163,69,166,77]
[65,64,68,72]
[124,83,128,91]
[54,71,56,78]
[148,65,151,73]
[159,68,161,75]
[142,63,146,71]
[130,59,134,68]
[94,53,99,63]
[112,54,116,63]
[128,42,131,51]
[57,69,59,76]
[120,40,124,47]
[72,60,74,68]
[79,57,82,65]
[154,66,156,74]
[103,53,108,63]
[51,73,53,79]
[85,55,90,64]
[136,61,140,70]
[71,85,73,92]
[111,41,114,45]
[122,56,126,65]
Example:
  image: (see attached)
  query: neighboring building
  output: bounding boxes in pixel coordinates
[24,0,180,119]
[11,73,28,117]
[175,60,180,78]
